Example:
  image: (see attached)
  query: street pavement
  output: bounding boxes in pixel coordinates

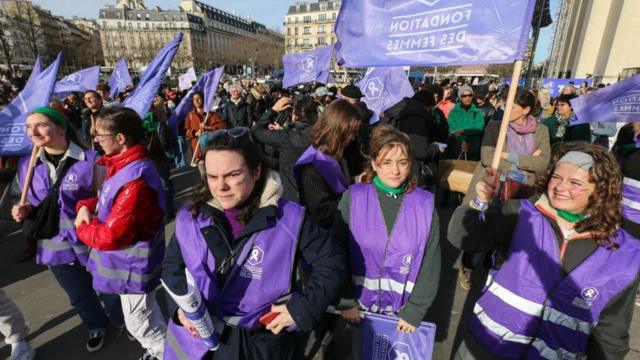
[1,165,639,359]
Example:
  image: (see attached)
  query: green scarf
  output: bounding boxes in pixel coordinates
[556,209,586,223]
[373,175,407,195]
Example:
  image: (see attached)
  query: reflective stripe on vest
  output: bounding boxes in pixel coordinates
[352,275,414,295]
[485,275,592,335]
[38,239,88,254]
[89,250,163,283]
[624,177,640,189]
[60,219,75,229]
[165,327,190,360]
[623,198,640,211]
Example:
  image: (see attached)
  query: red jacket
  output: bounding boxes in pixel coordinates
[76,144,164,251]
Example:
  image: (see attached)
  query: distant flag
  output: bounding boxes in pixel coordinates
[123,32,183,118]
[335,0,536,67]
[109,58,133,98]
[282,45,333,88]
[178,67,197,91]
[540,78,588,97]
[356,67,414,124]
[53,65,100,95]
[0,53,62,156]
[167,67,224,137]
[24,57,41,89]
[571,75,640,125]
[203,66,225,114]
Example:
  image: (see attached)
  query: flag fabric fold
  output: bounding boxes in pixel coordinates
[0,53,62,155]
[335,0,536,67]
[203,66,225,114]
[24,57,41,90]
[53,65,101,95]
[571,75,640,125]
[356,67,414,124]
[123,32,183,117]
[109,57,134,98]
[282,45,334,88]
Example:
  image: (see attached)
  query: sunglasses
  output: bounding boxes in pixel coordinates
[200,127,252,149]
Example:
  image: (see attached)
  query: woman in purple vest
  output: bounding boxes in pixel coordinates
[448,143,640,359]
[294,99,362,228]
[162,127,346,359]
[333,125,440,353]
[11,107,124,353]
[74,107,167,360]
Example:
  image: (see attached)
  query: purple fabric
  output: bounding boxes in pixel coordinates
[507,115,537,155]
[570,75,640,125]
[87,159,166,294]
[53,66,100,95]
[355,67,414,124]
[17,150,97,266]
[109,58,133,98]
[282,45,334,88]
[166,200,303,359]
[348,183,433,313]
[623,178,640,223]
[294,145,348,196]
[23,57,41,90]
[469,200,640,358]
[203,66,225,114]
[223,208,244,239]
[360,312,436,360]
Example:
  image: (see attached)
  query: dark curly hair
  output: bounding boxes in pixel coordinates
[187,130,270,224]
[360,124,419,192]
[536,142,623,248]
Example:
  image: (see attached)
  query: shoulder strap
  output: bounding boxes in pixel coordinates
[51,158,77,190]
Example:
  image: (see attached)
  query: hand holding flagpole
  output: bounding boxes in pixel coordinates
[19,145,40,206]
[490,60,523,171]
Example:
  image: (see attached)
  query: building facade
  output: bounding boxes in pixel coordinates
[284,0,341,54]
[546,0,640,83]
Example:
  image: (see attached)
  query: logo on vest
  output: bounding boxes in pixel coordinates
[388,341,413,360]
[61,173,79,191]
[400,254,413,275]
[572,287,599,310]
[240,246,264,280]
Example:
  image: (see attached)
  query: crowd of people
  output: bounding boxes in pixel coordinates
[0,68,639,360]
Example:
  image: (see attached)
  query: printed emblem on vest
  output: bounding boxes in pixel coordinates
[389,341,413,360]
[240,246,264,280]
[572,287,599,310]
[400,254,413,275]
[61,173,79,191]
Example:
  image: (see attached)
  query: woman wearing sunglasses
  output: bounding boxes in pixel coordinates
[448,143,640,359]
[74,107,167,360]
[162,128,346,360]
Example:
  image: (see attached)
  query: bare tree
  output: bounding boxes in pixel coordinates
[0,22,15,71]
[12,3,44,59]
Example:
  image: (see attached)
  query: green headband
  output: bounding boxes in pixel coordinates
[31,106,68,130]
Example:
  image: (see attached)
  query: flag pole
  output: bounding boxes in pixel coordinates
[19,146,40,207]
[190,112,211,167]
[491,60,523,171]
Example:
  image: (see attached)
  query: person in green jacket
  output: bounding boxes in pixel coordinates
[447,85,485,160]
[543,94,591,145]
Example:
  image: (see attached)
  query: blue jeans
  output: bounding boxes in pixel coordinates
[49,262,124,331]
[175,136,187,167]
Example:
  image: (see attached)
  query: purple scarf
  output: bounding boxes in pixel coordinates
[507,115,537,155]
[223,208,244,239]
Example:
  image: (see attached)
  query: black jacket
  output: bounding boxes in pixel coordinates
[222,97,252,128]
[297,160,350,229]
[162,202,347,332]
[252,109,312,202]
[246,92,268,126]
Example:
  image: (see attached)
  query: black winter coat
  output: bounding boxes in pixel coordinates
[222,98,252,128]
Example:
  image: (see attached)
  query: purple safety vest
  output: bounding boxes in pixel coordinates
[622,177,640,223]
[164,199,303,360]
[17,149,98,266]
[86,159,166,294]
[469,200,640,359]
[294,145,348,196]
[348,183,433,314]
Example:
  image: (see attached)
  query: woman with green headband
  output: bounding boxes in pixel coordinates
[449,142,640,359]
[10,107,124,354]
[333,124,441,355]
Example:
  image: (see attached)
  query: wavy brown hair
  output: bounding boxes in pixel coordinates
[311,99,361,159]
[361,124,419,192]
[536,142,623,248]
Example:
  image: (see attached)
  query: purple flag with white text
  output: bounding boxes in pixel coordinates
[540,78,589,98]
[0,53,62,156]
[356,67,414,124]
[53,66,100,95]
[360,312,436,360]
[335,0,536,67]
[109,58,133,98]
[282,45,334,88]
[123,32,183,117]
[571,75,640,125]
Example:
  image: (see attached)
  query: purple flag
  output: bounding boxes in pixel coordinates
[540,78,588,98]
[203,66,225,114]
[0,53,62,156]
[123,32,183,118]
[24,57,41,90]
[167,68,223,137]
[109,57,133,98]
[360,312,436,360]
[571,75,640,125]
[53,66,100,95]
[282,45,334,88]
[335,0,536,67]
[356,67,414,124]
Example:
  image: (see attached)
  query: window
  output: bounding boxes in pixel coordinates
[318,25,325,34]
[320,2,328,10]
[318,36,326,45]
[332,12,337,20]
[294,27,298,35]
[303,38,310,45]
[287,28,291,35]
[102,21,107,28]
[303,15,311,23]
[137,23,141,29]
[318,13,327,22]
[117,21,121,29]
[303,27,310,34]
